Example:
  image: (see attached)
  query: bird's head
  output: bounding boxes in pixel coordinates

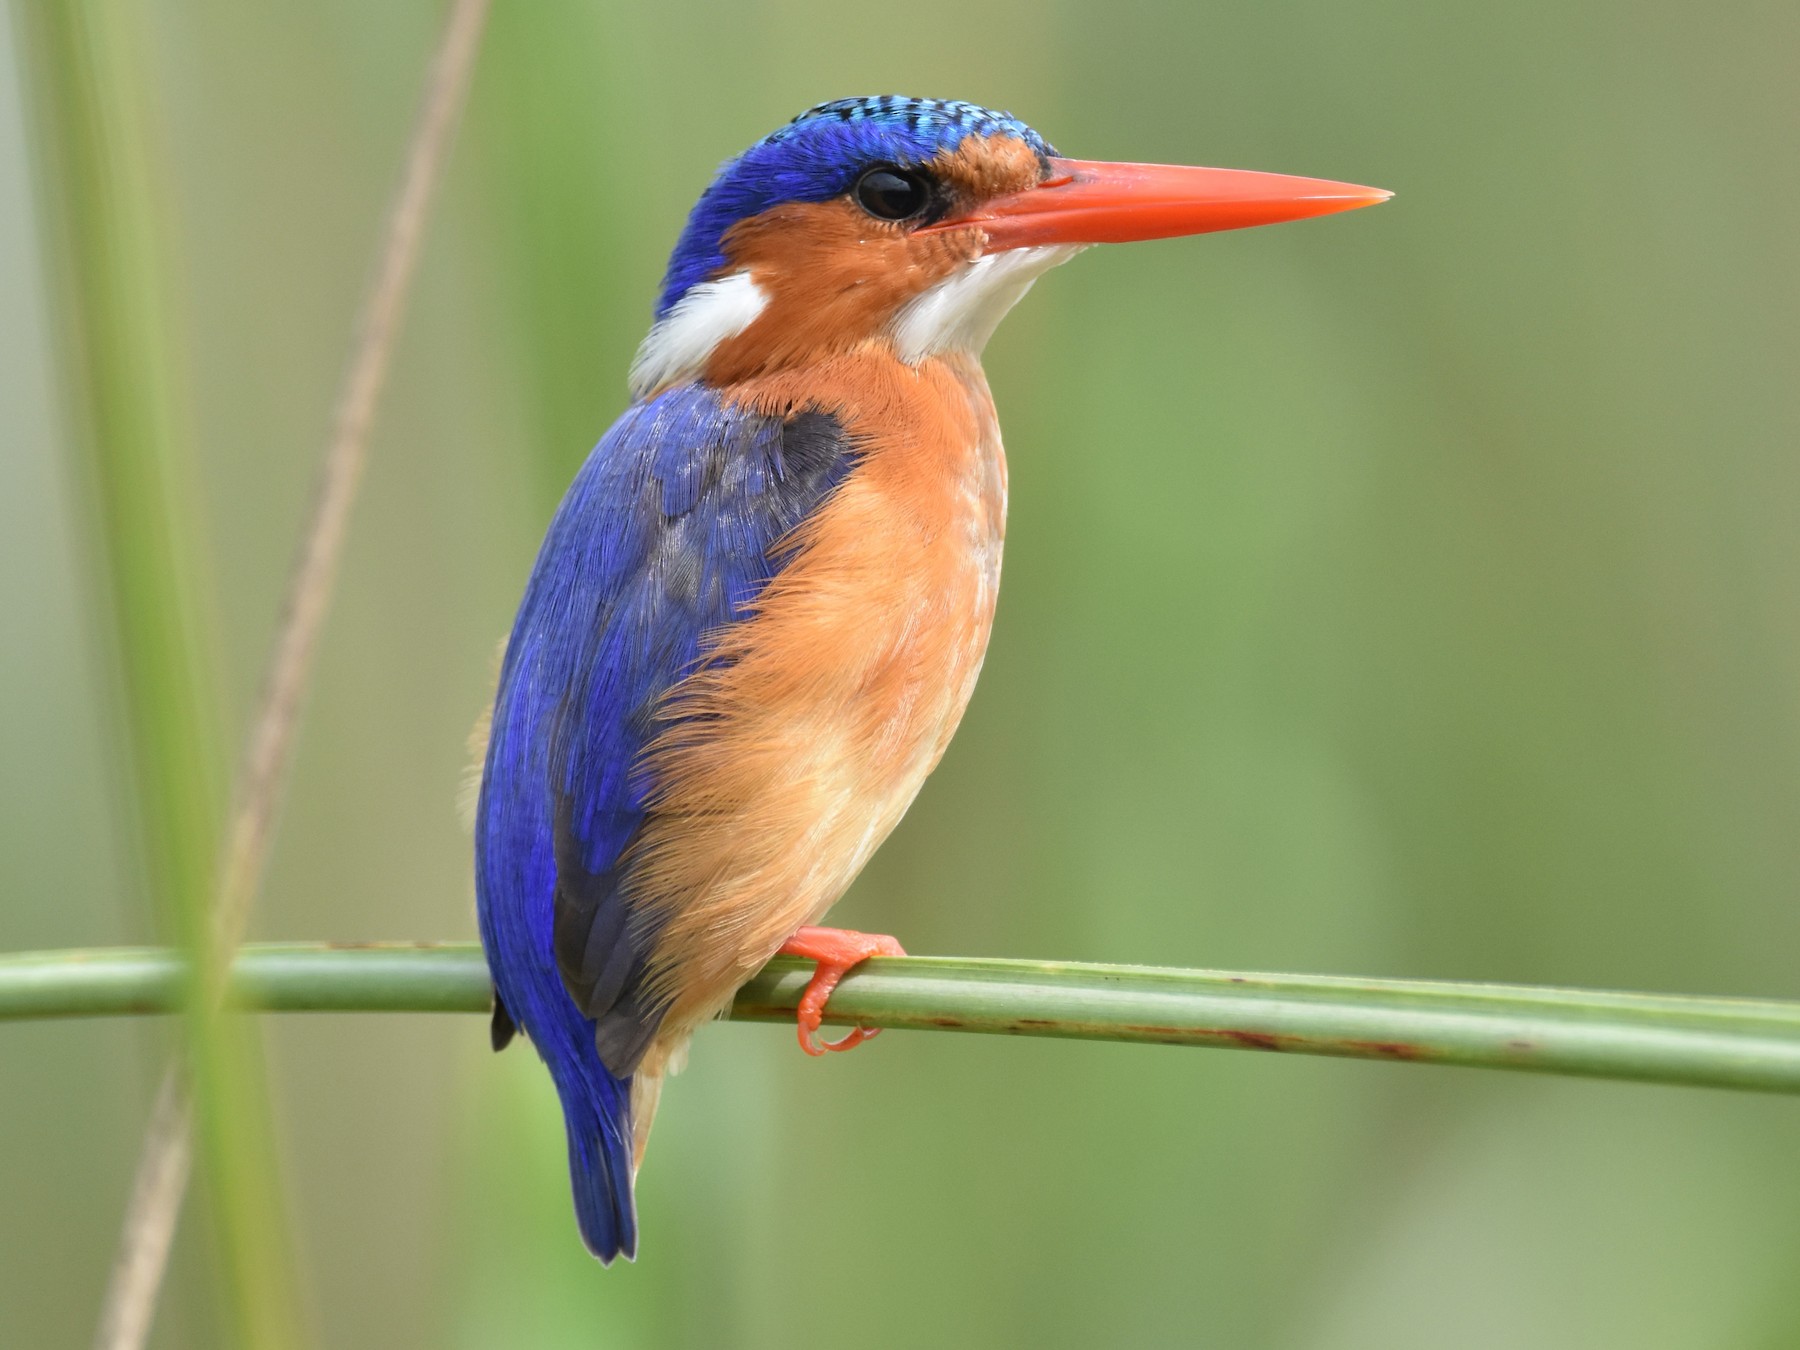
[630,96,1388,398]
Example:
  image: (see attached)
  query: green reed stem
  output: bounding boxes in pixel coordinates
[6,943,1800,1096]
[14,9,301,1346]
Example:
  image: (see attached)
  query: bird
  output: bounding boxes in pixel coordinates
[473,94,1388,1263]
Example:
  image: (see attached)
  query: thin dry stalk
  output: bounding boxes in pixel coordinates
[93,3,493,1345]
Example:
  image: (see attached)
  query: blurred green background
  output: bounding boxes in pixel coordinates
[5,1,1800,1345]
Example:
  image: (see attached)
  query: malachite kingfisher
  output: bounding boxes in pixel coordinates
[474,94,1388,1262]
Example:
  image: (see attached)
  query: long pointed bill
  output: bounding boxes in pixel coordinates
[927,158,1391,251]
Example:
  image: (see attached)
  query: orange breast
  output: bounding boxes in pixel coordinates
[621,348,1006,1062]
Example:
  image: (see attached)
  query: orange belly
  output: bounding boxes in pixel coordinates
[620,347,1006,1069]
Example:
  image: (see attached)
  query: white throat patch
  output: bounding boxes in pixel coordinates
[629,270,768,398]
[890,244,1083,364]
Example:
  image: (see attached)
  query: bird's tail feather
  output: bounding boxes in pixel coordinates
[557,1063,638,1263]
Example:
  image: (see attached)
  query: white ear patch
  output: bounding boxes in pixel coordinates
[629,271,768,398]
[890,244,1083,363]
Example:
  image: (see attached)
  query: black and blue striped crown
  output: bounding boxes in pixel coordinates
[770,96,1053,158]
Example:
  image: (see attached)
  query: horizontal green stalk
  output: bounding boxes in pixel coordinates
[6,943,1800,1095]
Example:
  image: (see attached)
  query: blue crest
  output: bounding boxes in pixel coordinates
[655,96,1057,317]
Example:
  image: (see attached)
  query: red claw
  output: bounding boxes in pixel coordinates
[776,926,906,1056]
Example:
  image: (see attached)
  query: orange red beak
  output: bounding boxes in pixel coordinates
[927,157,1391,251]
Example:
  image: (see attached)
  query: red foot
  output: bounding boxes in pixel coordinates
[776,926,906,1056]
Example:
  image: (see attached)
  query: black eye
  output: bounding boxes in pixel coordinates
[853,167,931,222]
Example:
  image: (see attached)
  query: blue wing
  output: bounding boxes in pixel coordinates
[474,383,852,1259]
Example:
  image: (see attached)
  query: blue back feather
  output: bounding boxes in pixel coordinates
[475,383,855,1260]
[657,95,1056,316]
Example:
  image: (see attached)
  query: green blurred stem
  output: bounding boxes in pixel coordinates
[15,7,301,1346]
[6,944,1800,1095]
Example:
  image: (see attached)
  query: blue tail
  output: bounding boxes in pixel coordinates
[554,1051,638,1263]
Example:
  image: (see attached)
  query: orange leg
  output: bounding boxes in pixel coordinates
[776,926,906,1056]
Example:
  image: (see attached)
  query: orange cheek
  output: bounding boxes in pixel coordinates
[702,199,983,384]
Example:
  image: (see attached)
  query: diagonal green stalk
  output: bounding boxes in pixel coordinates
[13,7,301,1346]
[5,944,1800,1096]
